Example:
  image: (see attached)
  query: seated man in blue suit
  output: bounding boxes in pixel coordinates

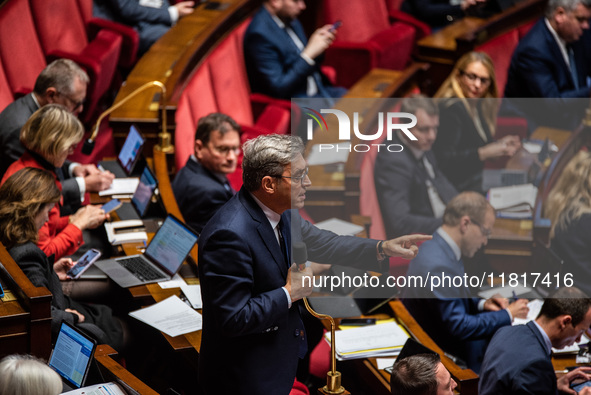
[197,134,430,395]
[402,191,529,373]
[172,113,240,233]
[480,287,591,395]
[243,0,347,104]
[503,0,591,131]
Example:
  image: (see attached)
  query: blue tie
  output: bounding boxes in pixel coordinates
[568,47,579,90]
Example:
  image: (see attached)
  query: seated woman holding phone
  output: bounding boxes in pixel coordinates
[0,167,125,349]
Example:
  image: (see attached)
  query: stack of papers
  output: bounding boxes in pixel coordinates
[129,295,202,337]
[324,322,409,360]
[487,183,537,219]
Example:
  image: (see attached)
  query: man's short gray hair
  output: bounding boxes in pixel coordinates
[546,0,591,18]
[33,59,89,96]
[242,134,305,192]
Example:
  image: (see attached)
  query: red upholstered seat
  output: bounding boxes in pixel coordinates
[0,0,47,97]
[322,0,427,88]
[29,0,123,123]
[0,59,13,113]
[477,30,519,97]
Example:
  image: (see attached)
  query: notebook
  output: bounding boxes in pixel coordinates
[48,321,97,392]
[95,215,198,288]
[115,165,158,221]
[99,124,146,178]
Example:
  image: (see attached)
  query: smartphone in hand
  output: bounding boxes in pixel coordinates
[67,249,102,279]
[329,20,342,33]
[101,198,122,214]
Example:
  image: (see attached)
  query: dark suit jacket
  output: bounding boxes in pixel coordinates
[93,0,172,54]
[172,157,234,233]
[9,242,122,348]
[551,213,591,297]
[374,134,457,238]
[198,188,379,395]
[402,232,511,373]
[244,7,334,100]
[401,0,463,27]
[433,98,493,193]
[504,19,589,130]
[479,321,556,395]
[0,94,81,211]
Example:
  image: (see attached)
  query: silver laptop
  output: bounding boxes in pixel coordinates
[95,215,198,288]
[99,124,145,178]
[116,165,158,221]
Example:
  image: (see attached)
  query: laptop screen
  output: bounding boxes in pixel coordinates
[145,215,198,275]
[118,125,145,174]
[132,166,158,217]
[48,321,97,389]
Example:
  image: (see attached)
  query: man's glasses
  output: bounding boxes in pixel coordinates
[459,70,491,86]
[279,167,309,185]
[210,145,241,156]
[469,217,492,238]
[58,91,85,111]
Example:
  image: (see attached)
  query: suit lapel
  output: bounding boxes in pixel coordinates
[541,21,573,86]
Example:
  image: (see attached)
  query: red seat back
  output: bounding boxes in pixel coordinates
[477,30,519,97]
[0,0,47,96]
[324,0,390,43]
[0,58,14,113]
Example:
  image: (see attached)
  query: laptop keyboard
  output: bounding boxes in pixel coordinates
[118,256,163,281]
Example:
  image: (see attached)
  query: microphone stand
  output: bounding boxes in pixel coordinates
[302,297,350,395]
[82,81,173,155]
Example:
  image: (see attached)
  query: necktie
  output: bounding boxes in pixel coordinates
[277,218,289,267]
[568,46,579,90]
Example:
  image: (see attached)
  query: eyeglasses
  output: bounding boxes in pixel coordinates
[279,167,309,185]
[210,145,241,156]
[459,70,491,86]
[58,91,85,111]
[469,217,492,238]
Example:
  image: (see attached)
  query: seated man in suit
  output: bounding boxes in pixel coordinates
[503,0,591,131]
[197,134,430,395]
[402,191,529,373]
[243,0,346,105]
[0,59,114,215]
[391,353,457,395]
[172,113,240,233]
[375,95,458,239]
[93,0,195,55]
[479,287,591,395]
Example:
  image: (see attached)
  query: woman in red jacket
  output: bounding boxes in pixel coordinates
[1,104,107,259]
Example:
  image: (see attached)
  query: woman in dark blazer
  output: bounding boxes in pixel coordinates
[433,51,521,192]
[0,167,124,349]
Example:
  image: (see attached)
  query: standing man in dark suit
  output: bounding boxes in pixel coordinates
[198,134,430,395]
[479,287,591,395]
[172,113,240,233]
[93,0,195,55]
[402,191,529,373]
[504,0,591,130]
[0,59,114,214]
[243,0,346,103]
[375,95,458,239]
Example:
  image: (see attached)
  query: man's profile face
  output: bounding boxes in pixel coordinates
[276,0,306,22]
[406,108,438,152]
[435,362,457,395]
[556,4,591,43]
[195,129,241,174]
[53,76,87,116]
[275,153,311,212]
[555,308,591,349]
[460,208,495,258]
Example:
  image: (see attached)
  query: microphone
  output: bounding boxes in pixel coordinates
[82,81,172,155]
[292,242,308,271]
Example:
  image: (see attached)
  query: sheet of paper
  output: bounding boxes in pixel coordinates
[487,183,537,210]
[478,284,533,299]
[159,274,186,289]
[181,283,202,309]
[98,178,139,196]
[306,143,350,165]
[314,218,364,236]
[513,299,544,326]
[377,358,397,370]
[129,295,202,337]
[63,382,126,395]
[326,322,409,354]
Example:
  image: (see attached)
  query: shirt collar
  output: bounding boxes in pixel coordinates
[545,18,570,66]
[436,227,462,261]
[533,320,553,355]
[30,93,41,109]
[270,13,287,29]
[190,154,229,184]
[250,192,281,230]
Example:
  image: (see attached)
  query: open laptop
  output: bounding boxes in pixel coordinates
[95,215,198,288]
[48,321,97,392]
[115,165,158,221]
[99,124,146,178]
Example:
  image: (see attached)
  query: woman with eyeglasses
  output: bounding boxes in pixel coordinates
[1,104,107,260]
[433,51,521,193]
[0,168,124,348]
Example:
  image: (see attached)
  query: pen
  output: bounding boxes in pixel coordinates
[97,164,106,172]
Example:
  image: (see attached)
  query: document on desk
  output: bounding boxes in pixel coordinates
[62,382,126,395]
[129,295,202,337]
[98,178,140,196]
[314,218,364,236]
[325,322,409,360]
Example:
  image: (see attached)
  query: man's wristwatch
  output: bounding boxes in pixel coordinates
[377,240,386,260]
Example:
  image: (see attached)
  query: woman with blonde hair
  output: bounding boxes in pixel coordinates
[544,150,591,296]
[1,104,107,260]
[0,355,62,395]
[0,168,124,348]
[433,51,521,192]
